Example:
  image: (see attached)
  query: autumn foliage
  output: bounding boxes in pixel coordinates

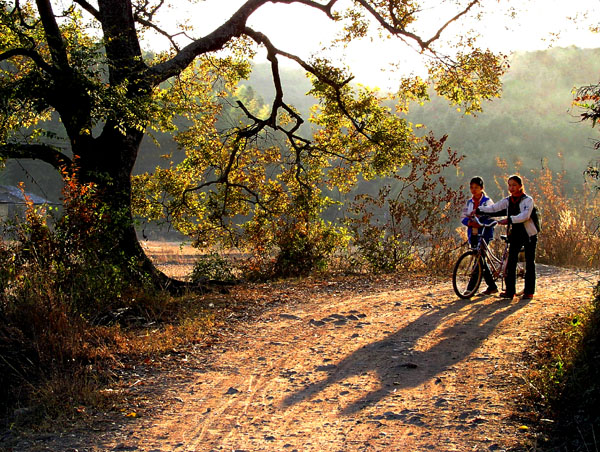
[346,134,465,273]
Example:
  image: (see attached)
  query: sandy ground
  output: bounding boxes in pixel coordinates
[6,264,597,452]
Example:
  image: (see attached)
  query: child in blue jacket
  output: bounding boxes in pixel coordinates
[461,176,497,295]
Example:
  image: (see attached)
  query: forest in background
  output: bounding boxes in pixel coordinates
[1,45,598,217]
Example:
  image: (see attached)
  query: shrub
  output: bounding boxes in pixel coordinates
[523,283,600,451]
[240,192,347,279]
[272,217,342,277]
[0,178,153,420]
[346,134,466,273]
[190,252,236,283]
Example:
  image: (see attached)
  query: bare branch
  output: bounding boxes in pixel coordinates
[146,0,265,84]
[422,0,480,48]
[133,0,165,23]
[134,14,181,51]
[270,0,338,19]
[146,0,340,85]
[72,0,101,20]
[354,0,480,51]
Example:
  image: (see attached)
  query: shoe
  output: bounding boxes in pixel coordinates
[481,287,498,295]
[521,294,535,300]
[499,292,515,298]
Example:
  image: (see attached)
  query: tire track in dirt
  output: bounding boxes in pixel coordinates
[17,266,597,452]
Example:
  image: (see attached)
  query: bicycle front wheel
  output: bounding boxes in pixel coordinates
[453,250,483,299]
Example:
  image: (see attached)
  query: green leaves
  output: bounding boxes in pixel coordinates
[309,77,414,185]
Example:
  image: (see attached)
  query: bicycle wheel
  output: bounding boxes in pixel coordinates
[515,261,526,296]
[453,250,483,299]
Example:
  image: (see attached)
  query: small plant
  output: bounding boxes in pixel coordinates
[190,252,236,283]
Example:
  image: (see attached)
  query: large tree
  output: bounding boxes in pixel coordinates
[0,0,505,288]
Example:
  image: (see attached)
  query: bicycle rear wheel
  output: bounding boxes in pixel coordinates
[453,250,483,299]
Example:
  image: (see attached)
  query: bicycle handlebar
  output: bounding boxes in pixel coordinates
[472,215,497,228]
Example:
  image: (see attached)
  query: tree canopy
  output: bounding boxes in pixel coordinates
[0,0,507,286]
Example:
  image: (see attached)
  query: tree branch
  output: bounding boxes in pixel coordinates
[0,143,73,171]
[146,0,265,84]
[422,0,480,48]
[241,24,378,191]
[72,0,101,20]
[133,0,165,23]
[134,14,182,51]
[145,0,340,85]
[243,25,380,150]
[354,0,480,51]
[0,48,55,75]
[270,0,338,19]
[35,0,70,69]
[12,0,40,30]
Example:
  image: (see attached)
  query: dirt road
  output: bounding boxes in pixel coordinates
[12,265,596,452]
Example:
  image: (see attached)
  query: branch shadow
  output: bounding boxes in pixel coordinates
[281,296,531,415]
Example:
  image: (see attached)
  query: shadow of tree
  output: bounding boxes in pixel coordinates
[282,296,531,415]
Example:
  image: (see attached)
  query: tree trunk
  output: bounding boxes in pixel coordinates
[72,128,192,293]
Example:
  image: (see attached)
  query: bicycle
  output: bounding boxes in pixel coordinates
[452,216,525,299]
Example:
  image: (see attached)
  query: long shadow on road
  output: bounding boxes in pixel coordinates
[282,296,531,415]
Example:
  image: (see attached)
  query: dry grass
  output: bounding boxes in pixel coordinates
[520,287,600,451]
[140,240,202,280]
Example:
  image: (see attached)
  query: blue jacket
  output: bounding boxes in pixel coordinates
[461,194,495,241]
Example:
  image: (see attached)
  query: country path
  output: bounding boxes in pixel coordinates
[16,265,596,452]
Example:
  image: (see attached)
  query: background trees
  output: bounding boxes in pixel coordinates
[0,0,506,286]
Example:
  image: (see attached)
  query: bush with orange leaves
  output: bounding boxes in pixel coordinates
[0,176,150,423]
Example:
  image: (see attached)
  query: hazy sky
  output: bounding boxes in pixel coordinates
[146,0,600,89]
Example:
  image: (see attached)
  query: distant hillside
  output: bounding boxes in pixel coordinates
[408,46,600,193]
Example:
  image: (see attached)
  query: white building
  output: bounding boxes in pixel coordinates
[0,185,54,221]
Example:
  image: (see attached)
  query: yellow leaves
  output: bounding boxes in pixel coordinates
[430,48,508,114]
[119,408,139,418]
[395,76,430,113]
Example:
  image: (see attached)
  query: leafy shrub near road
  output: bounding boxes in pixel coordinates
[0,180,151,425]
[346,135,466,274]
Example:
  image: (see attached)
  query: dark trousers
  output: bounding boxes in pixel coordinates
[469,235,497,290]
[505,234,537,295]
